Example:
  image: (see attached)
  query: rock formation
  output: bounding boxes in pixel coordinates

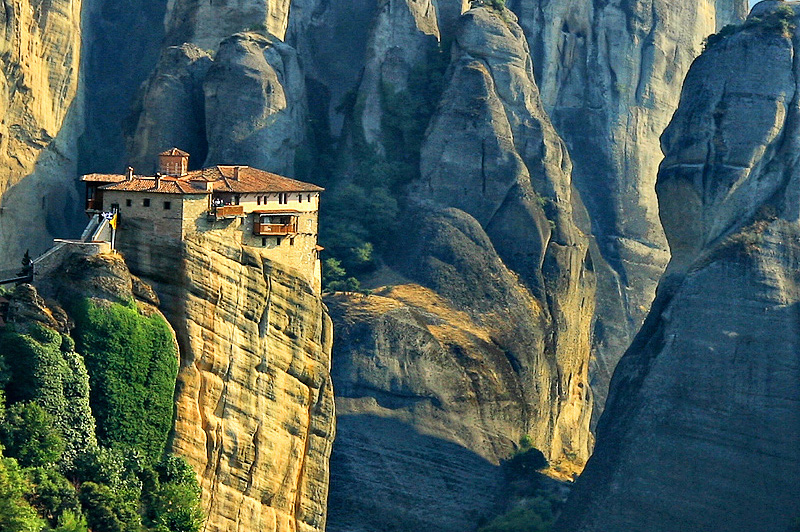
[120,230,335,532]
[126,44,213,174]
[555,5,800,530]
[165,0,292,50]
[348,0,440,152]
[204,32,307,175]
[127,31,307,177]
[326,8,595,531]
[508,0,749,413]
[0,0,84,268]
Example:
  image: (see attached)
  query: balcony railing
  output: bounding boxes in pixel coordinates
[254,223,297,236]
[210,205,244,219]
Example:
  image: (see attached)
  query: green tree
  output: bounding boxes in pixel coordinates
[52,510,89,532]
[0,402,65,468]
[26,467,81,527]
[1,324,97,469]
[0,453,46,532]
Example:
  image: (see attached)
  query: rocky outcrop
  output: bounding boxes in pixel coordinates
[326,8,595,531]
[165,0,292,50]
[204,32,307,175]
[417,7,594,465]
[349,0,440,152]
[508,0,749,413]
[124,232,335,532]
[127,31,307,177]
[0,0,84,268]
[126,44,212,173]
[556,7,800,530]
[286,0,380,134]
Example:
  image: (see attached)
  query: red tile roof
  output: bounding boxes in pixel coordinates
[159,147,190,156]
[102,177,211,195]
[82,173,129,183]
[83,165,323,195]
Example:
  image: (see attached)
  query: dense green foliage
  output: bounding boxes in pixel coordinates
[1,324,96,468]
[477,498,554,532]
[0,450,46,532]
[0,289,203,531]
[72,300,178,461]
[704,5,797,50]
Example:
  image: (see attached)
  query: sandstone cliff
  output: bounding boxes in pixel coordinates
[508,0,749,413]
[127,232,335,532]
[348,0,440,153]
[556,5,800,530]
[0,0,84,268]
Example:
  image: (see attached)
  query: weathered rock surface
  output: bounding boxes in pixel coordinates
[327,9,595,531]
[286,0,379,134]
[80,0,168,172]
[508,0,748,413]
[417,7,595,465]
[350,0,440,151]
[204,32,307,175]
[556,8,800,530]
[126,44,212,174]
[165,0,292,49]
[0,0,84,268]
[124,231,335,532]
[127,31,306,177]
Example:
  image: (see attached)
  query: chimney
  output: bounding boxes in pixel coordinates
[126,167,134,181]
[155,172,162,189]
[233,166,240,181]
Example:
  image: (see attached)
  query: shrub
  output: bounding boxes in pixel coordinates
[0,402,65,468]
[505,446,548,480]
[72,299,178,461]
[0,325,97,468]
[0,453,45,532]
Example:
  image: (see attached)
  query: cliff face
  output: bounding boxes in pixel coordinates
[129,232,335,532]
[556,6,800,530]
[127,31,307,177]
[326,8,595,531]
[508,0,748,412]
[0,0,84,268]
[165,0,292,49]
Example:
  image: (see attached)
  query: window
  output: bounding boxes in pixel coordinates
[126,199,132,207]
[234,195,240,205]
[289,237,295,246]
[163,201,171,210]
[257,196,261,205]
[111,203,120,211]
[276,237,282,245]
[279,193,288,205]
[143,198,150,207]
[307,194,311,202]
[298,194,303,203]
[262,237,267,247]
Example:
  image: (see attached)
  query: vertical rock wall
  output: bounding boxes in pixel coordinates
[509,0,749,413]
[145,232,335,532]
[556,7,800,530]
[0,0,84,268]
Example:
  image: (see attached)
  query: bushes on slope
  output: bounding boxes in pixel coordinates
[72,299,178,461]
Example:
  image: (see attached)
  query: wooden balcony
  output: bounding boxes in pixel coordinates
[254,223,297,236]
[210,205,244,220]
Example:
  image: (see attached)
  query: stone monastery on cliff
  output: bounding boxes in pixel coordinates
[81,148,324,289]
